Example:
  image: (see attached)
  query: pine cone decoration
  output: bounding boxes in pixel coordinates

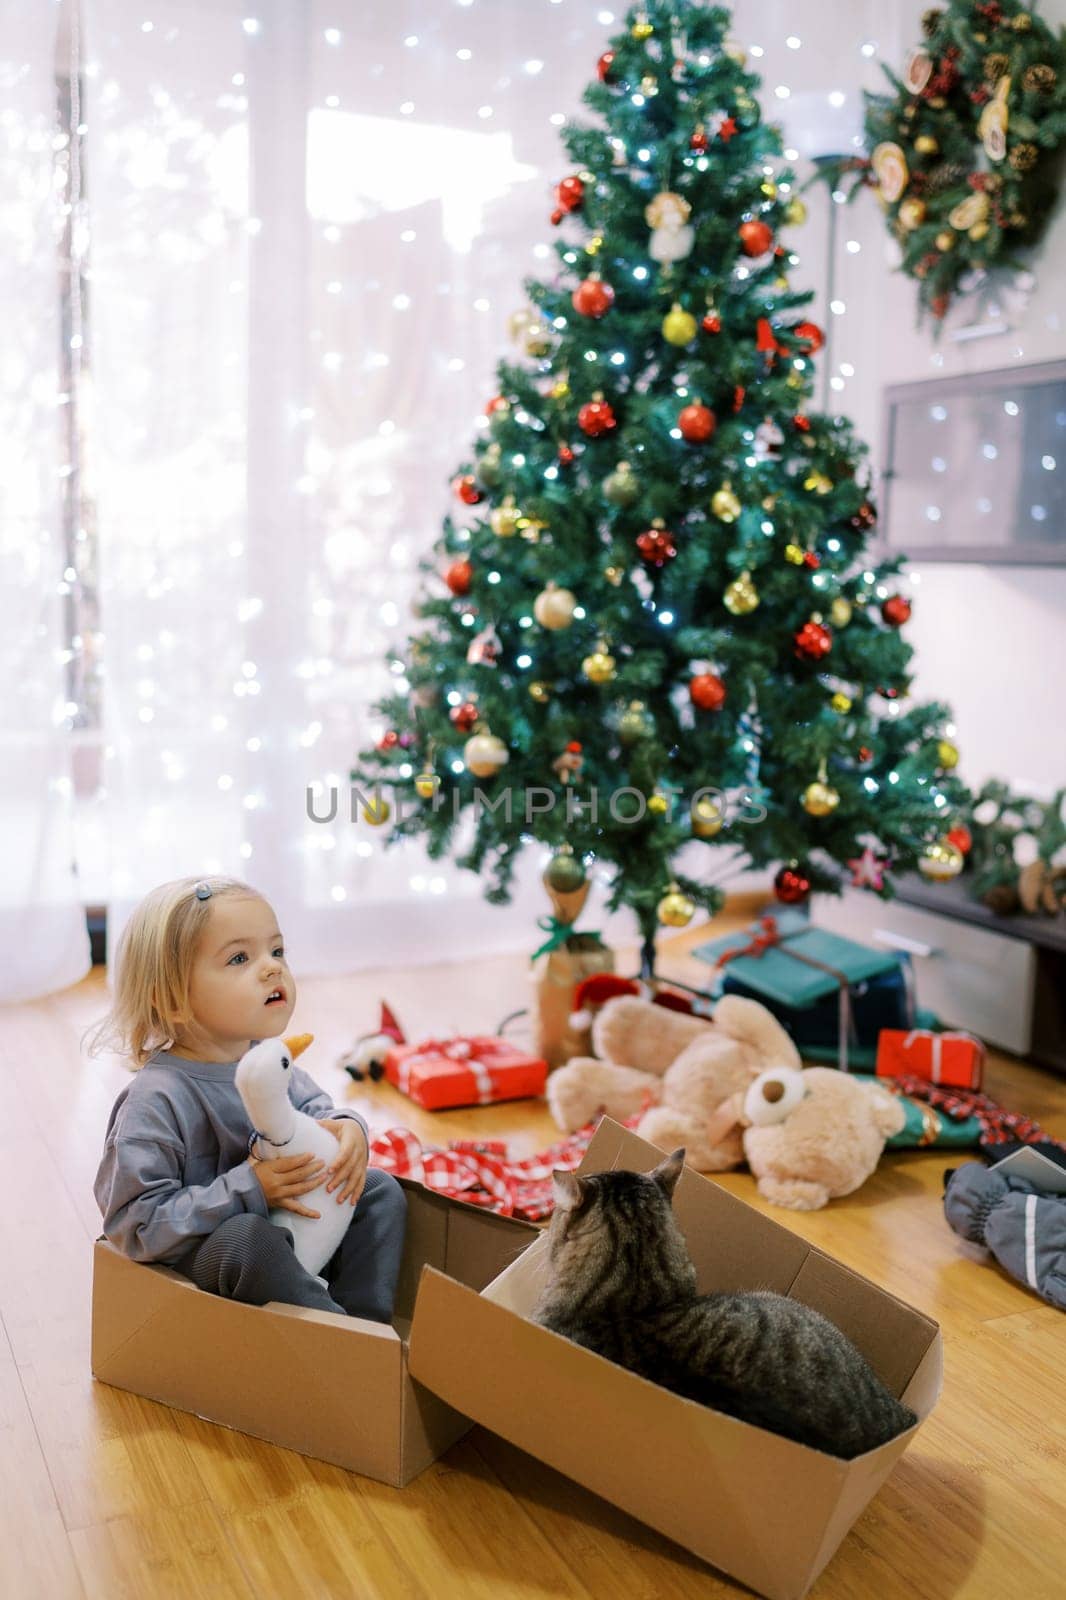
[1008,142,1039,172]
[926,160,969,193]
[983,52,1010,82]
[921,7,944,35]
[1023,63,1057,94]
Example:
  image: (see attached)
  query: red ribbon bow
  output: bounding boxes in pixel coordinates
[715,914,781,968]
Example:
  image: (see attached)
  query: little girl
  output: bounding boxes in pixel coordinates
[88,874,406,1321]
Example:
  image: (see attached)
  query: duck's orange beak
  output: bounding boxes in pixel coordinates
[283,1032,314,1059]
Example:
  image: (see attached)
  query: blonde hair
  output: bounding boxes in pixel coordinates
[82,875,261,1068]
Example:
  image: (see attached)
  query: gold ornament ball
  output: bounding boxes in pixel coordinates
[711,484,742,522]
[915,135,939,155]
[648,792,669,816]
[723,40,747,66]
[533,583,577,631]
[785,197,807,225]
[618,700,653,745]
[898,197,927,230]
[760,180,778,200]
[585,234,604,257]
[490,498,521,537]
[631,17,653,40]
[414,771,440,799]
[935,229,956,251]
[662,304,698,346]
[691,797,724,838]
[805,470,832,495]
[463,732,509,778]
[528,680,551,704]
[802,780,841,817]
[657,885,696,927]
[918,839,965,882]
[784,543,805,565]
[970,222,990,242]
[830,692,853,715]
[544,849,586,894]
[724,572,760,615]
[937,740,960,770]
[582,645,617,685]
[361,795,392,827]
[550,378,570,400]
[785,369,804,389]
[604,564,625,586]
[523,322,553,358]
[830,596,853,628]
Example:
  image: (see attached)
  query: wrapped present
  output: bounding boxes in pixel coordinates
[876,1028,985,1091]
[794,1005,940,1071]
[852,1075,983,1148]
[531,872,615,1070]
[385,1035,548,1111]
[694,911,913,1070]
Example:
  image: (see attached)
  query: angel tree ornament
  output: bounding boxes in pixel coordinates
[645,190,695,264]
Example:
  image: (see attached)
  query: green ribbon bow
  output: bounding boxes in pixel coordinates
[531,915,604,962]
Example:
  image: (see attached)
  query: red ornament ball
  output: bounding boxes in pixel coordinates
[577,398,617,437]
[485,394,508,416]
[557,442,575,466]
[701,311,722,334]
[678,402,716,443]
[689,672,727,712]
[794,620,833,661]
[793,320,825,353]
[733,384,746,413]
[947,824,973,856]
[882,595,912,627]
[571,276,615,318]
[556,175,585,213]
[857,745,874,765]
[739,219,774,256]
[445,558,472,596]
[449,701,480,734]
[452,474,482,506]
[689,125,709,153]
[550,208,565,227]
[803,550,821,570]
[793,413,811,433]
[597,49,617,83]
[636,526,678,566]
[774,865,811,905]
[377,730,400,752]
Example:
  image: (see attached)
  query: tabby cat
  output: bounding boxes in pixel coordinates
[532,1149,917,1459]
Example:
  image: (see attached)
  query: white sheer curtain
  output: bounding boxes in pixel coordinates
[83,0,633,978]
[0,1,92,1001]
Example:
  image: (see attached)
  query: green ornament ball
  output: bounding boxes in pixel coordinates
[544,851,587,893]
[603,461,640,508]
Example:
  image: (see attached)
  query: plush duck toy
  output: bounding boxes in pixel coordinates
[235,1033,352,1277]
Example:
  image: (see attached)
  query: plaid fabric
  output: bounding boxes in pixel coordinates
[367,1113,642,1221]
[892,1075,1066,1153]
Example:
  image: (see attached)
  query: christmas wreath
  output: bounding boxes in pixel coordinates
[847,0,1066,318]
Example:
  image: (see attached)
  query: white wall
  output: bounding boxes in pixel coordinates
[736,0,1066,795]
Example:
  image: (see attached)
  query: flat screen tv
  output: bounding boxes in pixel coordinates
[880,359,1066,565]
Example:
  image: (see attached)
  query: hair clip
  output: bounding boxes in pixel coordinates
[194,881,213,900]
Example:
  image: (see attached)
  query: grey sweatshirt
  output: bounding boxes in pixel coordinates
[94,1044,369,1266]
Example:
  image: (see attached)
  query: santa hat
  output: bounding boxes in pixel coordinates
[568,974,713,1033]
[344,1001,406,1081]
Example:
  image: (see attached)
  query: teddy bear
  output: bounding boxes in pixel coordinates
[730,1065,907,1210]
[547,991,802,1172]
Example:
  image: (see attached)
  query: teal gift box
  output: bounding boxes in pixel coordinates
[692,909,914,1070]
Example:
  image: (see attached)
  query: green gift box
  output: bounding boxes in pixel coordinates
[852,1076,983,1149]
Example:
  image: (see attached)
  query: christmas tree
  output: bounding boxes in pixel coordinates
[353,0,965,975]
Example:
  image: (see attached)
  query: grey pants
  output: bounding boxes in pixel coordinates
[176,1167,407,1321]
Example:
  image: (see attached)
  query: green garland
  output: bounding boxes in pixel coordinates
[847,0,1066,318]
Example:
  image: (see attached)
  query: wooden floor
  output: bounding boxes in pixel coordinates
[4,898,1065,1599]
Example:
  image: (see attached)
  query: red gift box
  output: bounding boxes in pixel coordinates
[385,1035,549,1111]
[876,1028,984,1091]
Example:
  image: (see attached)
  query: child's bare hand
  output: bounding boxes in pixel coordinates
[251,1151,326,1218]
[319,1118,370,1206]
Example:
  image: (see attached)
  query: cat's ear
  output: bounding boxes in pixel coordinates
[552,1169,589,1212]
[651,1148,685,1198]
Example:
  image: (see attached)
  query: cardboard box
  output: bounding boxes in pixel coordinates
[408,1119,942,1600]
[91,1178,537,1487]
